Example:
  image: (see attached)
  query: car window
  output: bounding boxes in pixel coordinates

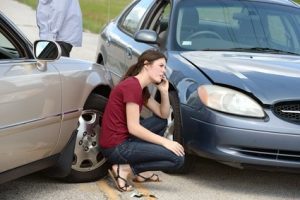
[267,15,299,50]
[175,1,243,50]
[0,31,20,59]
[119,0,154,35]
[173,0,300,55]
[155,3,171,33]
[198,6,241,27]
[140,2,170,47]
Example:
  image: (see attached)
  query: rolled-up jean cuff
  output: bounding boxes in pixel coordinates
[130,166,138,175]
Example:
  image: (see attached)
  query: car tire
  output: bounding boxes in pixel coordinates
[165,91,195,174]
[64,93,110,182]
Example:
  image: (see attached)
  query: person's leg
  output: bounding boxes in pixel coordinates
[131,116,183,178]
[108,163,133,192]
[102,116,182,186]
[57,41,73,57]
[102,145,133,191]
[140,115,167,136]
[116,139,184,175]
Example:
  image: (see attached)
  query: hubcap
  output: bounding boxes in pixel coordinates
[72,109,106,172]
[164,107,174,140]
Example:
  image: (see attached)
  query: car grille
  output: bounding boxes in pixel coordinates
[230,147,300,162]
[273,101,300,124]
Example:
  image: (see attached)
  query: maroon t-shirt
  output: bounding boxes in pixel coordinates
[99,77,143,148]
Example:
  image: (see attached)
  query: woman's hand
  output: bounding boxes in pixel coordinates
[162,139,185,157]
[156,75,169,93]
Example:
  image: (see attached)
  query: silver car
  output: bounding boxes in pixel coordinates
[0,12,111,183]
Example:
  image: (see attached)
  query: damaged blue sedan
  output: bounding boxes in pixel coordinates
[96,0,300,172]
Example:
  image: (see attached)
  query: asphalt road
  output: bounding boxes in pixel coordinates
[1,157,300,200]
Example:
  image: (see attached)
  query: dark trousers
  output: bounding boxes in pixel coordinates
[101,116,185,174]
[57,41,73,57]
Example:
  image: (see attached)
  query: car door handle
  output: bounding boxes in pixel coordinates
[126,47,132,59]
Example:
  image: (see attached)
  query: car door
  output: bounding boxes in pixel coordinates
[123,1,171,96]
[115,0,171,117]
[124,1,171,70]
[104,0,155,85]
[0,16,61,172]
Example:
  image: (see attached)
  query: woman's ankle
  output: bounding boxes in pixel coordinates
[112,164,133,188]
[112,164,132,179]
[138,171,152,177]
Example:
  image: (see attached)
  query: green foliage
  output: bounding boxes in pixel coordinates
[17,0,37,8]
[16,0,132,33]
[80,0,131,33]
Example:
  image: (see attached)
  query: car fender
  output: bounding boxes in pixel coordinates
[167,52,211,107]
[50,59,111,155]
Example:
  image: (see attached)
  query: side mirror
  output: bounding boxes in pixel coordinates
[134,30,158,44]
[33,40,61,60]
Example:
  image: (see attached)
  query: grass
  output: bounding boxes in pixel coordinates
[16,0,300,33]
[16,0,132,33]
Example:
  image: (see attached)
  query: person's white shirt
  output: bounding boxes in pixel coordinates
[36,0,83,47]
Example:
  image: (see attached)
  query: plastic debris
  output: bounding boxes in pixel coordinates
[130,192,157,199]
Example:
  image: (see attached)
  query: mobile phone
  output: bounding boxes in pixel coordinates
[156,75,167,85]
[155,78,166,85]
[155,80,162,85]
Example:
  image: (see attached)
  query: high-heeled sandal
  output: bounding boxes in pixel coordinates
[133,173,160,183]
[108,165,133,192]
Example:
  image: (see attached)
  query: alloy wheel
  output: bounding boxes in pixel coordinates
[72,109,106,172]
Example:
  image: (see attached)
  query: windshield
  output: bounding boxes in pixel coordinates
[173,0,300,55]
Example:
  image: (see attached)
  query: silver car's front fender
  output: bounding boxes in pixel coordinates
[50,59,111,155]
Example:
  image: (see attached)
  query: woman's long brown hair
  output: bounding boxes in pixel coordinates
[121,49,167,104]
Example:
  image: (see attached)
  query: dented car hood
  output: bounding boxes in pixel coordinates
[181,51,300,105]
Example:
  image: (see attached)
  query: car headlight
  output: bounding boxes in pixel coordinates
[198,85,265,118]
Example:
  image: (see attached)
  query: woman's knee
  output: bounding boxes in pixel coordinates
[141,116,167,135]
[174,155,185,169]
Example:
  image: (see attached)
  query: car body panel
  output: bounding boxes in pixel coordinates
[0,59,61,173]
[50,58,110,154]
[182,106,300,168]
[100,23,127,85]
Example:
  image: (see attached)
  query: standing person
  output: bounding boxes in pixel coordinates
[36,0,83,57]
[100,49,185,192]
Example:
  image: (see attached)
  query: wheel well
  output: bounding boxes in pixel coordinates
[90,84,111,99]
[96,53,104,65]
[154,83,177,102]
[169,84,176,93]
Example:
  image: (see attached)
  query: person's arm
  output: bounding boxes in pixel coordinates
[36,0,71,40]
[126,102,184,156]
[146,77,170,119]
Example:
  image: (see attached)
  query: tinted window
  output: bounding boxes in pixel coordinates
[119,0,154,35]
[173,0,300,55]
[147,2,171,36]
[0,32,20,59]
[155,3,171,46]
[158,3,171,32]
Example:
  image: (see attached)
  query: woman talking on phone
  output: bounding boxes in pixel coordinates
[99,49,185,192]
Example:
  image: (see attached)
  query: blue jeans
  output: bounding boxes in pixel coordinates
[101,116,185,175]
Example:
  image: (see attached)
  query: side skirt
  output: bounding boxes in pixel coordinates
[0,154,59,184]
